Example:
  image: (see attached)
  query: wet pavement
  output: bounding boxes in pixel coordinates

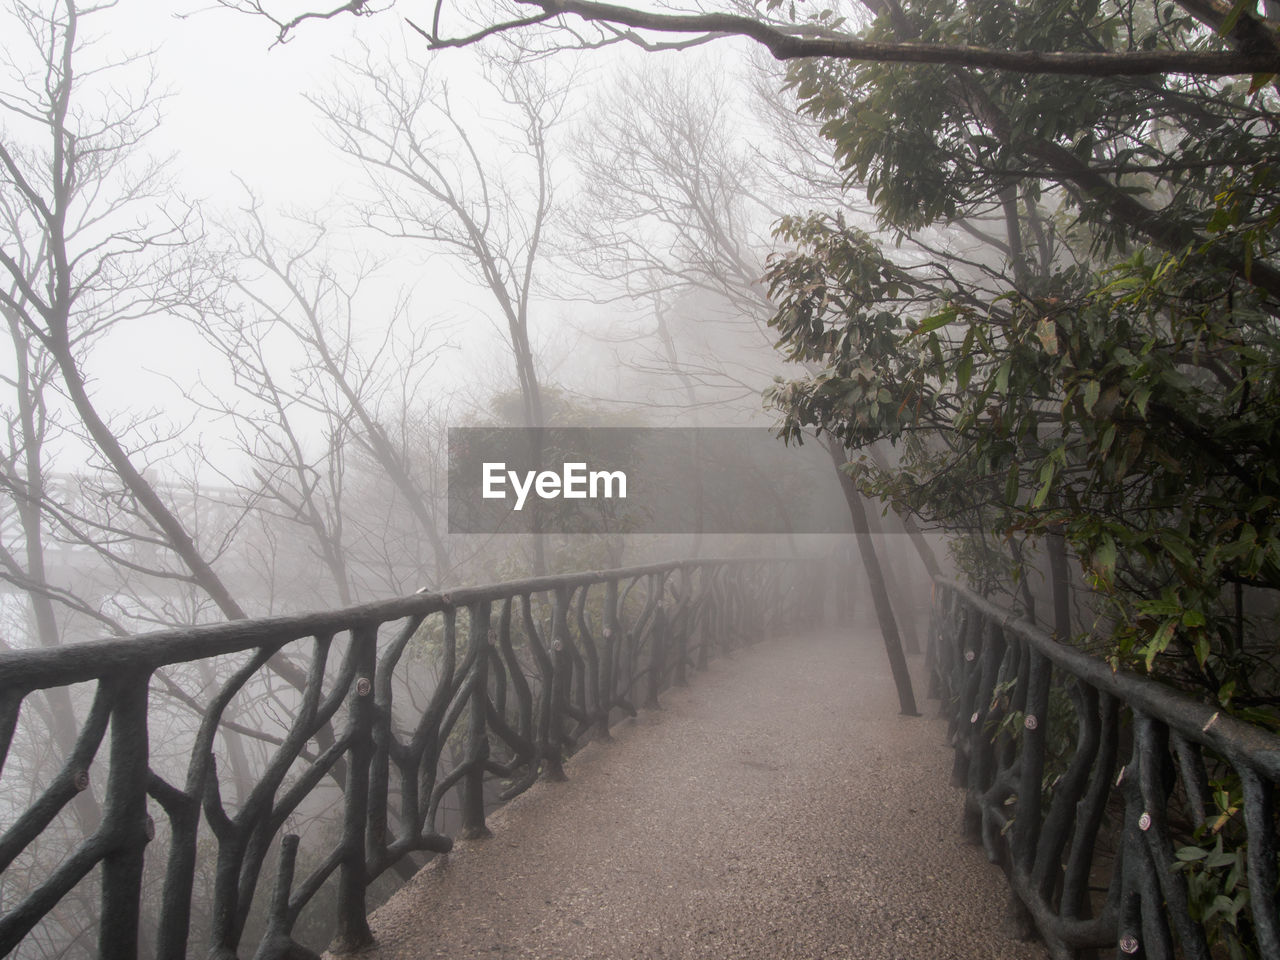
[346,628,1048,960]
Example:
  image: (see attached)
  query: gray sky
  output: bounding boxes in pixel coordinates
[2,0,791,483]
[57,4,532,464]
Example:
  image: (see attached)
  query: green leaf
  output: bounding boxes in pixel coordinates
[1219,680,1237,705]
[1035,317,1058,354]
[1194,635,1210,667]
[1004,463,1020,505]
[1207,845,1241,870]
[1098,422,1116,454]
[911,307,956,338]
[1083,380,1101,414]
[1145,618,1178,671]
[995,359,1011,395]
[1132,385,1152,418]
[1206,894,1235,922]
[1032,474,1053,509]
[1249,72,1277,94]
[1163,536,1194,569]
[1094,538,1117,576]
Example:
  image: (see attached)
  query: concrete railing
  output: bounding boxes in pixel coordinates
[933,580,1280,960]
[0,558,822,959]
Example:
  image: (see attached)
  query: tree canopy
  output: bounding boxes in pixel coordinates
[761,0,1280,717]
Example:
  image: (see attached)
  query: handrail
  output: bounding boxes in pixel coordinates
[933,579,1280,960]
[0,557,822,960]
[936,580,1280,780]
[0,560,743,694]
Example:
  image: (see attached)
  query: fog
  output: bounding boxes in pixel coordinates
[0,4,943,955]
[11,0,1238,955]
[0,0,900,617]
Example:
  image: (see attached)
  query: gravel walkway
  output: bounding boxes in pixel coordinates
[350,627,1048,960]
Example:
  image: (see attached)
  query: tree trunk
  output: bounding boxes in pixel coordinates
[826,436,919,716]
[1048,526,1072,640]
[863,501,922,655]
[866,442,944,581]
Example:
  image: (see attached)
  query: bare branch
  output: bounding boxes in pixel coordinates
[420,0,1280,76]
[406,10,558,49]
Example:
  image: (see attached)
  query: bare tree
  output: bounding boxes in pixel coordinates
[0,294,108,837]
[0,0,253,853]
[314,45,568,571]
[192,195,457,600]
[0,0,256,622]
[567,62,797,416]
[0,13,379,952]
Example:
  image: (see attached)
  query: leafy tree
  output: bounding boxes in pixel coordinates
[763,0,1280,713]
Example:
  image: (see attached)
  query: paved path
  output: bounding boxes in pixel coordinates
[352,627,1048,960]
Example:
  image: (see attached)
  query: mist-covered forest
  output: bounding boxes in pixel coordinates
[2,0,1279,956]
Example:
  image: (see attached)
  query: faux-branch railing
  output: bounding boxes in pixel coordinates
[0,558,821,960]
[933,580,1280,960]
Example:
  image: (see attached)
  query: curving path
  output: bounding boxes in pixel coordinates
[344,625,1048,960]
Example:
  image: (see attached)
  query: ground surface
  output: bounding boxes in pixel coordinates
[345,626,1049,960]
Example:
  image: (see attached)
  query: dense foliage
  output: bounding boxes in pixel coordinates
[764,0,1280,713]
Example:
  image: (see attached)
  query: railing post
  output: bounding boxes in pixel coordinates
[925,587,942,700]
[550,587,574,756]
[461,602,492,839]
[99,672,152,960]
[963,619,1004,842]
[571,586,605,740]
[1133,712,1210,958]
[602,578,619,721]
[646,605,667,710]
[537,591,567,781]
[695,567,712,672]
[707,567,725,656]
[719,569,736,653]
[732,567,748,648]
[332,625,377,954]
[255,834,313,960]
[672,568,689,687]
[814,561,829,629]
[1013,646,1051,874]
[496,598,532,744]
[369,616,423,864]
[1240,765,1280,958]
